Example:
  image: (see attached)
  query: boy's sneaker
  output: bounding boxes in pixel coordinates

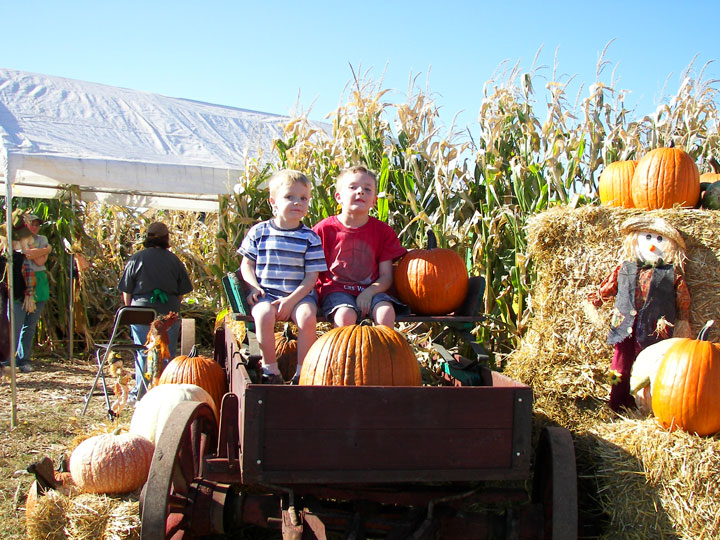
[18,363,33,373]
[261,373,285,385]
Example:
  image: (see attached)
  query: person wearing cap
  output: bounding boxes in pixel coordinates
[118,222,193,402]
[1,211,51,373]
[588,217,692,411]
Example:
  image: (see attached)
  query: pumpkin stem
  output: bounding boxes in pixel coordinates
[188,345,198,358]
[669,140,675,149]
[282,322,296,340]
[426,229,437,250]
[697,320,715,341]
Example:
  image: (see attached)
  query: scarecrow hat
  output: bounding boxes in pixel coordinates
[1,208,33,240]
[620,216,686,251]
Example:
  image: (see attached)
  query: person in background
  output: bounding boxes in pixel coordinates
[9,213,52,373]
[313,165,408,328]
[238,169,327,384]
[118,222,193,402]
[0,214,47,373]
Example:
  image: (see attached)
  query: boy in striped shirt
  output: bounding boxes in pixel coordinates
[238,170,327,384]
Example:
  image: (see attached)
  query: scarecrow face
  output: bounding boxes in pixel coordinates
[635,230,674,264]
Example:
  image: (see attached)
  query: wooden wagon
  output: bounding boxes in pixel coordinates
[139,273,577,539]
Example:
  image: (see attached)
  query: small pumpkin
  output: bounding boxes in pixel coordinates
[699,156,720,184]
[394,230,468,315]
[299,324,421,386]
[129,383,217,445]
[651,321,720,436]
[631,146,700,209]
[275,323,298,381]
[158,346,227,413]
[598,160,637,208]
[69,429,154,494]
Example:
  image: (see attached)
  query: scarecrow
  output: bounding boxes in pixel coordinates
[589,217,692,411]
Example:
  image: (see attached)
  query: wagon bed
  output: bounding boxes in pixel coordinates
[139,274,577,539]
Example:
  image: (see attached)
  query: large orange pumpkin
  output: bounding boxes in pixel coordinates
[299,324,421,386]
[394,231,468,315]
[69,430,154,494]
[651,322,720,436]
[158,347,227,412]
[598,160,637,208]
[631,147,700,209]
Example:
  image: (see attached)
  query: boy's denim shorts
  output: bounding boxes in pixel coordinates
[320,291,410,320]
[255,289,319,308]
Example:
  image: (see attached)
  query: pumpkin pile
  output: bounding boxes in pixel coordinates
[598,147,701,210]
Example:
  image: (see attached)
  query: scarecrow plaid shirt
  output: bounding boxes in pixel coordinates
[22,258,36,298]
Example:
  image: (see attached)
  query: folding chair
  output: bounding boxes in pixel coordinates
[82,306,157,419]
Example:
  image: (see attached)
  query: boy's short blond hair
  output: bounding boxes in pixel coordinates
[335,165,377,192]
[268,169,311,198]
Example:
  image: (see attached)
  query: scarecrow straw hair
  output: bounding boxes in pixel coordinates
[504,205,720,538]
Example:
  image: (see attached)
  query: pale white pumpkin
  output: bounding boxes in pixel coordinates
[630,337,683,414]
[129,383,217,445]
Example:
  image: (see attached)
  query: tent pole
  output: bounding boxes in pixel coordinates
[3,147,18,428]
[68,193,74,362]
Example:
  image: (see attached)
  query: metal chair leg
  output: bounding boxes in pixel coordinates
[82,348,114,416]
[82,349,106,415]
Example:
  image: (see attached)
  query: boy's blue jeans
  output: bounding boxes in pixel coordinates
[129,319,180,400]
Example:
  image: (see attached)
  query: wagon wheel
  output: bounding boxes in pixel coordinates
[141,400,219,540]
[531,426,578,540]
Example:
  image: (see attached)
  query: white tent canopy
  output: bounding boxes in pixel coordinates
[0,68,294,211]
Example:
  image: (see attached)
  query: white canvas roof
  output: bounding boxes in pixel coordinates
[0,68,293,211]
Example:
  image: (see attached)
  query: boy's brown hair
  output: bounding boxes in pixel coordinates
[268,169,311,198]
[335,165,376,192]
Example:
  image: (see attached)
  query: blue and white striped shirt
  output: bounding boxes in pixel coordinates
[237,220,327,297]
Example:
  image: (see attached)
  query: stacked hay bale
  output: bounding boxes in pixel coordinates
[504,205,720,539]
[26,490,140,540]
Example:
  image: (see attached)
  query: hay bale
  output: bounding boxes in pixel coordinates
[576,417,720,540]
[26,488,70,540]
[504,205,720,538]
[505,205,720,429]
[104,500,141,540]
[65,493,118,540]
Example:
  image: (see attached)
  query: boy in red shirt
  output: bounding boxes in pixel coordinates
[313,165,408,327]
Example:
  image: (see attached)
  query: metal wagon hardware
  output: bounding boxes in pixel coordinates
[139,272,577,539]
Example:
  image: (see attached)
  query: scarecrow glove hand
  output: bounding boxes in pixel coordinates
[23,296,36,313]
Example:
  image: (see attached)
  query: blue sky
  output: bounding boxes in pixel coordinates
[3,0,719,132]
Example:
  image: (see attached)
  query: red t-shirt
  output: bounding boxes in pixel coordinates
[313,215,407,300]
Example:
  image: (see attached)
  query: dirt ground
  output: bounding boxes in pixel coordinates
[0,354,133,539]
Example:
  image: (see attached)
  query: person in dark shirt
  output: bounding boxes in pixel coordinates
[118,222,193,402]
